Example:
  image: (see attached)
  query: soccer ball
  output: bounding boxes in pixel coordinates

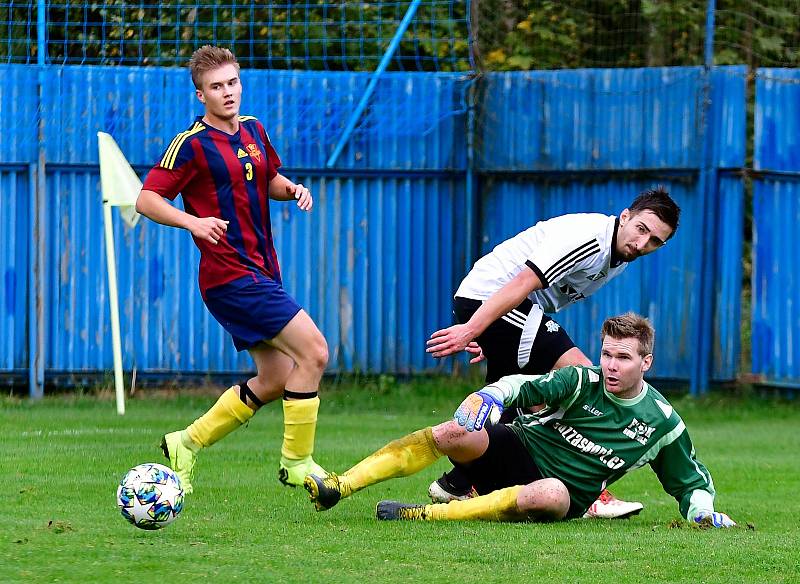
[117,463,184,530]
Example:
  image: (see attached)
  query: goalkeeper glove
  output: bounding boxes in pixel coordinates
[454,389,504,431]
[693,511,736,528]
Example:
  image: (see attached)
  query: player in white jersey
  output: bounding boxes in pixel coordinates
[426,187,681,518]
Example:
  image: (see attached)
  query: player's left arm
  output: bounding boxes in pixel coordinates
[268,173,313,211]
[649,428,735,527]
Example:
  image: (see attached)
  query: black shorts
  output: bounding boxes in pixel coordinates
[453,423,543,496]
[454,296,576,383]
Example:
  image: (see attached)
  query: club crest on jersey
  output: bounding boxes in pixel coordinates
[237,148,247,159]
[545,321,560,333]
[623,418,656,445]
[246,143,262,162]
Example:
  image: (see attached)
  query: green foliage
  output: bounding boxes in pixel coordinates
[4,1,800,71]
[473,0,800,71]
[1,386,799,583]
[2,0,471,71]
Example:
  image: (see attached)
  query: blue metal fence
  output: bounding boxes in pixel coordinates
[752,68,800,386]
[25,66,468,377]
[1,64,754,390]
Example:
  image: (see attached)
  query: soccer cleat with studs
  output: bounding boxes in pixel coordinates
[160,431,196,495]
[582,489,643,519]
[304,472,343,511]
[278,456,327,488]
[376,500,429,521]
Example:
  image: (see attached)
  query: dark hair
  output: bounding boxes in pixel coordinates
[628,185,681,238]
[188,45,240,89]
[601,312,654,356]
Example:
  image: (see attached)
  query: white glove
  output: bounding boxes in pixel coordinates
[694,511,736,528]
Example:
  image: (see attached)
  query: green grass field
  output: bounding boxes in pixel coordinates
[2,378,799,583]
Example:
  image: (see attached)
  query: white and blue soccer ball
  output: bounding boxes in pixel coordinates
[117,463,184,530]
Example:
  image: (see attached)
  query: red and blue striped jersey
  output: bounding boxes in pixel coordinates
[143,115,283,296]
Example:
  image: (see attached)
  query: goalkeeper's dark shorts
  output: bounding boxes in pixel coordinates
[453,296,576,384]
[453,423,543,496]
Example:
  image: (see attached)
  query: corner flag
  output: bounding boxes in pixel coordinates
[98,132,142,414]
[98,132,141,227]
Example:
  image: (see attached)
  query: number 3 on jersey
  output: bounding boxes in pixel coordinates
[244,162,253,181]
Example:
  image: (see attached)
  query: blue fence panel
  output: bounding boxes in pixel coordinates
[42,168,465,375]
[755,69,800,173]
[39,66,468,172]
[710,67,747,381]
[0,65,40,163]
[713,175,744,380]
[477,68,705,172]
[28,63,468,377]
[0,168,30,375]
[752,177,800,384]
[1,64,747,384]
[274,174,467,373]
[752,68,800,384]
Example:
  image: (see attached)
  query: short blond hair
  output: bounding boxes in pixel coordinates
[601,312,654,356]
[188,45,240,89]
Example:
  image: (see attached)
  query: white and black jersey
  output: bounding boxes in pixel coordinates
[455,213,626,314]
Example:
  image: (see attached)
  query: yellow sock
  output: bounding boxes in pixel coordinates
[186,387,255,448]
[425,486,524,521]
[339,427,442,497]
[281,396,320,463]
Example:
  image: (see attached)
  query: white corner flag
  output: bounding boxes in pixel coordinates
[98,132,142,415]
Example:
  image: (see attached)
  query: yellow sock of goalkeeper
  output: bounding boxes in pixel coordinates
[425,485,524,521]
[280,392,320,465]
[185,386,255,449]
[339,427,442,498]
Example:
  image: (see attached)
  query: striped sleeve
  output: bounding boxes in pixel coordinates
[142,124,203,200]
[159,121,205,170]
[527,237,602,288]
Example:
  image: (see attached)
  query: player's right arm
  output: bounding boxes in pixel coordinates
[136,189,228,245]
[138,128,229,245]
[427,268,543,358]
[454,368,581,431]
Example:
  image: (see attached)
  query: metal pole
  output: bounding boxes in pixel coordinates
[326,0,423,168]
[27,163,42,398]
[464,79,477,276]
[691,0,717,395]
[103,201,126,415]
[29,0,47,399]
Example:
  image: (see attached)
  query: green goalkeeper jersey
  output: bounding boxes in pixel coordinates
[489,367,716,519]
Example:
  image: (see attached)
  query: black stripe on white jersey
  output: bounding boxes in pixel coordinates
[543,239,601,282]
[546,245,603,284]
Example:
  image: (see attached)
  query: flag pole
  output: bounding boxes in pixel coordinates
[103,199,126,415]
[98,131,141,415]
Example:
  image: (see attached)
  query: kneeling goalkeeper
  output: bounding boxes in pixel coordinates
[304,313,735,527]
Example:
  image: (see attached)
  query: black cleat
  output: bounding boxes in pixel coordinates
[304,473,343,511]
[376,500,429,521]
